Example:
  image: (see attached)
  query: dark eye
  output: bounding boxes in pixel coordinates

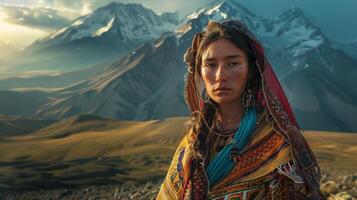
[205,63,217,68]
[228,62,238,67]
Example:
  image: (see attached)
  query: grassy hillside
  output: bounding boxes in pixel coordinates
[0,115,188,191]
[0,115,55,137]
[0,115,356,191]
[303,131,357,173]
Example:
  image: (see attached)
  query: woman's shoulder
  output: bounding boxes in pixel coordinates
[248,109,279,145]
[212,119,293,189]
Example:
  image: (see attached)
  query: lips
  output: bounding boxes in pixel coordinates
[214,87,231,92]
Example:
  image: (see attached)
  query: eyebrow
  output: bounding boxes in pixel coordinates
[204,55,242,62]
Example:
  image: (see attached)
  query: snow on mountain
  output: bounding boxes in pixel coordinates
[3,2,180,77]
[177,0,259,38]
[185,0,256,22]
[29,2,179,51]
[257,7,325,56]
[1,0,356,131]
[250,7,329,78]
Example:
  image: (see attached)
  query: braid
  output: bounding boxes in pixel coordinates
[193,100,217,156]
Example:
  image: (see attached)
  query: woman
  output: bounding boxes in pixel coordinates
[157,20,323,199]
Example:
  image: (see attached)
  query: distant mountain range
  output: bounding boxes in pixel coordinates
[4,2,179,76]
[34,34,188,120]
[0,0,356,132]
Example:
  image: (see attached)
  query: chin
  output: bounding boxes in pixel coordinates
[212,96,237,104]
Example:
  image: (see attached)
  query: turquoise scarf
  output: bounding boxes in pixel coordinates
[206,107,257,188]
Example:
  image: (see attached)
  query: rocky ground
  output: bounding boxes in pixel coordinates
[1,181,162,200]
[320,170,357,200]
[1,169,356,200]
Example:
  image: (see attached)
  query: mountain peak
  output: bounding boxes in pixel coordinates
[185,0,256,22]
[288,6,304,15]
[101,1,146,12]
[276,5,325,40]
[29,2,179,52]
[221,0,256,17]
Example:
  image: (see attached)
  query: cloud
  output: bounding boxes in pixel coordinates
[31,0,215,17]
[35,0,96,15]
[0,4,72,30]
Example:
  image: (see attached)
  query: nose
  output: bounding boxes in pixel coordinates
[215,63,227,82]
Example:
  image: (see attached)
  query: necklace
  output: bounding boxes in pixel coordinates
[212,110,243,136]
[211,117,239,137]
[216,119,239,132]
[203,108,247,137]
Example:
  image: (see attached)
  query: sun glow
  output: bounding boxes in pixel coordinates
[0,7,7,21]
[0,7,48,47]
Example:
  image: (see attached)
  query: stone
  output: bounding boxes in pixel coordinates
[321,181,339,195]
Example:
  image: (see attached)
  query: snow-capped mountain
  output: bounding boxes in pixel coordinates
[176,0,260,48]
[5,2,179,76]
[28,2,179,52]
[256,7,328,77]
[1,0,356,131]
[183,0,257,23]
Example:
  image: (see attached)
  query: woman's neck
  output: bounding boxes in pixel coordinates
[217,101,245,130]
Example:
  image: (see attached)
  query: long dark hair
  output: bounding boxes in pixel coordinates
[189,21,261,157]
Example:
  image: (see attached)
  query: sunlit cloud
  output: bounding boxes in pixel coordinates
[22,0,215,17]
[0,6,48,47]
[0,6,7,20]
[33,0,94,15]
[0,2,82,47]
[0,21,48,47]
[0,4,73,30]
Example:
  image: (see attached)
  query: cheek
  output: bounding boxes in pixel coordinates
[231,65,249,85]
[201,68,214,84]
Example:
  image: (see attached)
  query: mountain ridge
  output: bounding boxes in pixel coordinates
[0,1,356,132]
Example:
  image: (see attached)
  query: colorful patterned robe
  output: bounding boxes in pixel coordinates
[156,114,316,200]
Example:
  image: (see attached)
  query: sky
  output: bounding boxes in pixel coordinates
[0,0,356,47]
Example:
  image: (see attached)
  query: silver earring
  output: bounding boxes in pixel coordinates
[242,89,255,108]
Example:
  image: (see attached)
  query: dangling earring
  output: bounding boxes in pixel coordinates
[242,89,255,108]
[201,88,210,103]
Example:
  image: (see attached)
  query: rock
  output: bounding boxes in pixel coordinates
[330,192,353,200]
[349,187,357,198]
[322,181,339,195]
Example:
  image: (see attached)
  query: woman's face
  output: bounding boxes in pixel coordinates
[200,38,249,105]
